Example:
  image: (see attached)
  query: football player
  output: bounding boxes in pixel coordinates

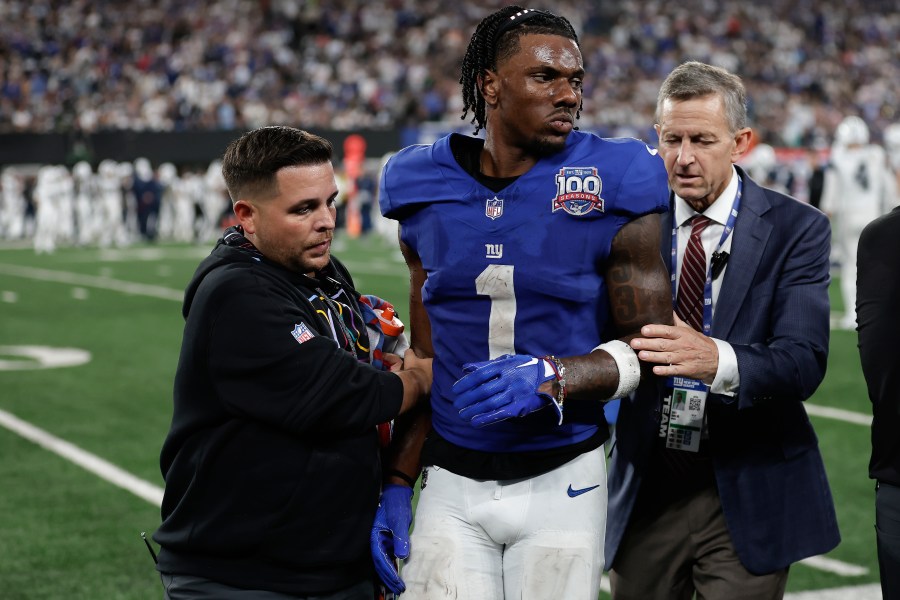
[374,6,672,598]
[820,115,897,329]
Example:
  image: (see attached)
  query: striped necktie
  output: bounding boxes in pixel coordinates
[676,215,711,332]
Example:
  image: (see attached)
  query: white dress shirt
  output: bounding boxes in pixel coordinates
[673,165,740,395]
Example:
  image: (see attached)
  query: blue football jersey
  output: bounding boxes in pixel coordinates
[380,131,669,453]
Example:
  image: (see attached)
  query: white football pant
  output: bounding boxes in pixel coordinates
[402,446,606,599]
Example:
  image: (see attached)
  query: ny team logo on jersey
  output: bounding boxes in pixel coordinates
[291,323,314,344]
[485,243,503,259]
[485,196,504,219]
[553,167,604,215]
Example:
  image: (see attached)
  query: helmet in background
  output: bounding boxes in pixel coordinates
[834,115,870,147]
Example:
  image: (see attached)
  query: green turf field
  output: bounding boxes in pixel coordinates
[0,234,879,599]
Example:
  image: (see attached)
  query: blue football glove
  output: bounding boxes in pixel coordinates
[370,484,413,595]
[451,354,563,427]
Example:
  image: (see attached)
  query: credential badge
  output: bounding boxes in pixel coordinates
[553,167,604,215]
[485,196,504,220]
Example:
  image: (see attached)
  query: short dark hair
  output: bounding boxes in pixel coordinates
[656,61,748,134]
[221,126,333,204]
[460,6,580,135]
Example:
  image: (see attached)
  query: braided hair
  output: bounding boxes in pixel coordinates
[460,6,580,135]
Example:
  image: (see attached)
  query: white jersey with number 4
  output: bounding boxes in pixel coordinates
[821,144,895,239]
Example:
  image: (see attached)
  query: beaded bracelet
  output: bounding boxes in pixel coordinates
[543,355,568,408]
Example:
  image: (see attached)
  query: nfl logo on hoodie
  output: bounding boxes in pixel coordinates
[291,323,314,344]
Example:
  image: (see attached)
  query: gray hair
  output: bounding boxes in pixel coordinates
[656,61,748,133]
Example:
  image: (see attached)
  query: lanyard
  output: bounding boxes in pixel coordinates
[669,176,742,336]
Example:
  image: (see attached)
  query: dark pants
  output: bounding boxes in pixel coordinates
[610,484,788,600]
[877,481,900,600]
[160,573,375,600]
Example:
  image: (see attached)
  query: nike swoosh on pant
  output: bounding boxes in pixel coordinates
[567,484,601,497]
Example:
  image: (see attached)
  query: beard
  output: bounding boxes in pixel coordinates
[527,132,570,157]
[252,230,331,276]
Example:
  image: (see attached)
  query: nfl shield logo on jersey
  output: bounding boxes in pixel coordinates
[553,167,605,215]
[485,196,504,220]
[291,323,314,344]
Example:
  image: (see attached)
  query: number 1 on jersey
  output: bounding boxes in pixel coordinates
[475,265,516,359]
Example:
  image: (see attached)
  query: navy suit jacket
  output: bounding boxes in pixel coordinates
[606,167,841,574]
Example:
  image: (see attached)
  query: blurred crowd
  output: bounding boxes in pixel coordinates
[1,0,898,146]
[2,0,899,258]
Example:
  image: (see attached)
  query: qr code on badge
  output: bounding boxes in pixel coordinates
[689,397,701,411]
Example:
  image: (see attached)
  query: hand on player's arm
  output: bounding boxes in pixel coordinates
[382,352,403,372]
[629,312,719,384]
[394,349,432,415]
[546,213,674,401]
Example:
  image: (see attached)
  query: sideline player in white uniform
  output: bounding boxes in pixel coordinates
[742,142,793,195]
[97,159,130,248]
[73,161,97,246]
[198,160,230,242]
[820,116,896,329]
[55,165,76,246]
[33,166,61,254]
[156,162,178,241]
[884,123,900,201]
[1,168,27,240]
[172,168,200,243]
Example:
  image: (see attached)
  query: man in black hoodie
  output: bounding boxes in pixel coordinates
[153,126,432,599]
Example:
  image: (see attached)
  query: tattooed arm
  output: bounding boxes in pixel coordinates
[540,212,673,401]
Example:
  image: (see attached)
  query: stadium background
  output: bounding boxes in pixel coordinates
[1,0,897,598]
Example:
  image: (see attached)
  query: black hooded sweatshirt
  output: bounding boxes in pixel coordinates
[153,228,403,594]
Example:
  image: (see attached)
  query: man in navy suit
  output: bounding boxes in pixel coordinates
[606,61,840,599]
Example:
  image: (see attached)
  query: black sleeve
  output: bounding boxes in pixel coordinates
[204,269,403,437]
[858,209,900,482]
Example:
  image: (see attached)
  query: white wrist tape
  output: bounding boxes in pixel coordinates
[593,339,641,399]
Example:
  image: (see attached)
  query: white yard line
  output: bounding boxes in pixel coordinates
[800,555,869,576]
[0,264,174,507]
[0,260,879,593]
[0,408,163,507]
[0,263,184,302]
[0,260,407,303]
[0,262,172,508]
[600,567,876,597]
[785,583,882,599]
[805,403,873,426]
